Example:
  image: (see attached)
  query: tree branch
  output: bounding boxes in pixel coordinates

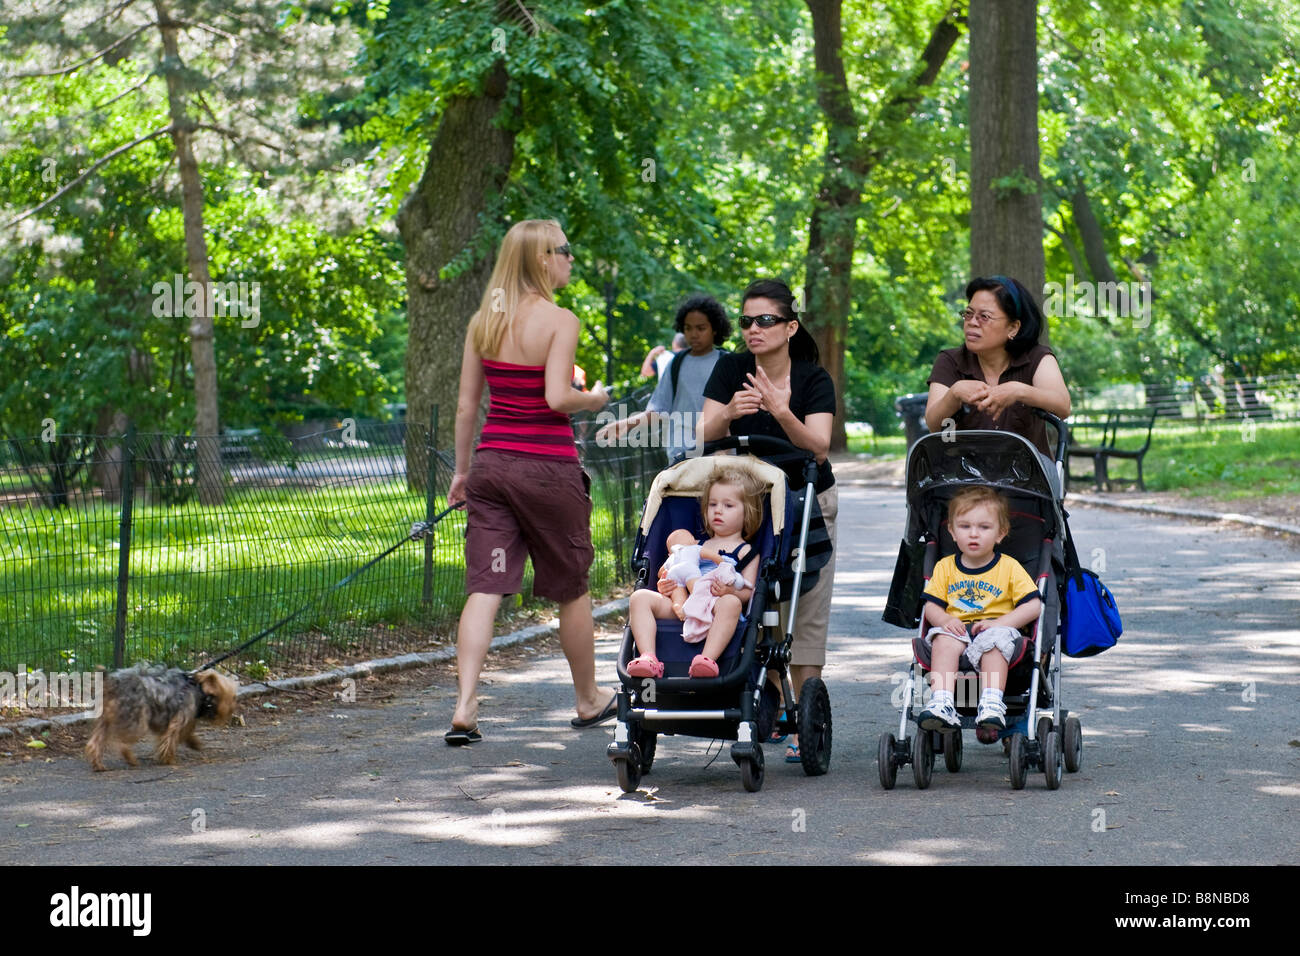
[190,122,294,158]
[174,18,240,45]
[2,22,154,79]
[1044,220,1088,279]
[76,72,153,119]
[83,0,146,32]
[0,126,174,230]
[861,1,964,173]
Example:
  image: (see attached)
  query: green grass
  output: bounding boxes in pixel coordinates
[1123,420,1300,498]
[0,476,643,672]
[844,423,907,458]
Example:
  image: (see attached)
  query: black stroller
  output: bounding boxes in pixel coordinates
[879,411,1084,790]
[607,436,832,793]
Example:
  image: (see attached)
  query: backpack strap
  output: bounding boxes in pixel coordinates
[668,347,689,402]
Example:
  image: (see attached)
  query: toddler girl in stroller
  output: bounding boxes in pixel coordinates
[627,469,763,679]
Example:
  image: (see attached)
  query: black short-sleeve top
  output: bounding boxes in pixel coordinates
[703,352,836,493]
[927,343,1058,455]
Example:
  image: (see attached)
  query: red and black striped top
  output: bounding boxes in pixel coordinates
[476,359,578,460]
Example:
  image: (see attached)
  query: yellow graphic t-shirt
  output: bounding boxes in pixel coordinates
[923,551,1039,622]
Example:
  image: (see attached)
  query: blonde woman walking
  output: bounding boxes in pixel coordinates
[445,220,615,744]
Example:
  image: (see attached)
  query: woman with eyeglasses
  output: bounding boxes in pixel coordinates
[925,275,1071,462]
[445,219,616,744]
[697,278,837,764]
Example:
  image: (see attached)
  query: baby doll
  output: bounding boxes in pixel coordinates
[660,528,745,622]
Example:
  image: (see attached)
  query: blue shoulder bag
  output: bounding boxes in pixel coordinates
[1060,532,1122,657]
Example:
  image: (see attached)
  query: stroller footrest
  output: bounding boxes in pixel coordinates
[631,708,741,722]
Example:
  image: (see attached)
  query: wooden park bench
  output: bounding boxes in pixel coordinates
[1065,407,1158,491]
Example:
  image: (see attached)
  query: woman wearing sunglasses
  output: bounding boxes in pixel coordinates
[697,278,837,764]
[924,275,1070,471]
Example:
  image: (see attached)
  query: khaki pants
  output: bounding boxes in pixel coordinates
[780,483,838,668]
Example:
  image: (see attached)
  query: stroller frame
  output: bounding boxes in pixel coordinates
[879,410,1085,791]
[607,435,832,793]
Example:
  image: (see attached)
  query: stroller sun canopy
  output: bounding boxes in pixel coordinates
[907,430,1058,508]
[640,454,790,538]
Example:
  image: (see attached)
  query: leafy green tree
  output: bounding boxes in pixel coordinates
[1,0,364,501]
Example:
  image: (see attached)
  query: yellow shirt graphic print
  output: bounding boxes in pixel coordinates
[923,552,1038,623]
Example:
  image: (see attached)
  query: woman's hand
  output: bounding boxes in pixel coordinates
[947,380,990,406]
[595,409,638,444]
[449,473,469,507]
[726,384,763,421]
[656,574,676,596]
[586,381,610,411]
[973,382,1025,422]
[747,367,791,418]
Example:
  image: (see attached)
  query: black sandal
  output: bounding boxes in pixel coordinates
[570,694,617,728]
[444,726,482,745]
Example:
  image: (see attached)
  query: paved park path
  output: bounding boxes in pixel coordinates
[3,487,1297,865]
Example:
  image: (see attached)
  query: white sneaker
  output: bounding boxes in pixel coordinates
[976,696,1006,731]
[919,696,960,732]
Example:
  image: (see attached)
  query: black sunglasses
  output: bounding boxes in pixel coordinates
[548,243,573,257]
[738,313,789,329]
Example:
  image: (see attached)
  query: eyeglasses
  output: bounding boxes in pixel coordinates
[739,313,789,330]
[959,308,1004,326]
[548,243,573,258]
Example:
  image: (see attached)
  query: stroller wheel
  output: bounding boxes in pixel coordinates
[797,677,832,776]
[1043,730,1063,790]
[943,728,963,773]
[1036,715,1053,746]
[911,730,934,790]
[877,733,898,790]
[1063,717,1083,773]
[740,744,765,793]
[1008,734,1027,790]
[615,744,642,794]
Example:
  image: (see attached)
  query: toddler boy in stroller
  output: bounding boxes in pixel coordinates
[917,486,1042,733]
[880,411,1085,790]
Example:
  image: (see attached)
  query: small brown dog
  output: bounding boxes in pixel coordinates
[86,664,238,771]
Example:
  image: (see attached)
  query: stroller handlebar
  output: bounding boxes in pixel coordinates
[1030,408,1069,464]
[699,435,819,485]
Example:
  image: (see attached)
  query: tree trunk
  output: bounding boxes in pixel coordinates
[398,60,516,491]
[969,0,1045,327]
[155,0,223,504]
[1070,187,1133,316]
[803,0,961,450]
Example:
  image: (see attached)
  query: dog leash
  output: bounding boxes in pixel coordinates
[190,502,465,675]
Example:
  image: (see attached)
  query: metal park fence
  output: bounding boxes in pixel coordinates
[0,403,663,676]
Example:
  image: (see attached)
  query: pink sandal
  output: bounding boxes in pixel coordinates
[627,655,664,678]
[688,655,719,678]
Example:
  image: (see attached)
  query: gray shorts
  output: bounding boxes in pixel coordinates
[924,624,1020,670]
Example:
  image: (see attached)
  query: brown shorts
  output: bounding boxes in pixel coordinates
[464,449,594,602]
